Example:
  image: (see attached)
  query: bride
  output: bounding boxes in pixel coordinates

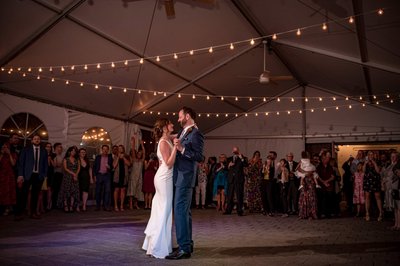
[142,118,177,258]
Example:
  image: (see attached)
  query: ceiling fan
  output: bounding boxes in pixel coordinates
[241,39,294,85]
[163,0,216,18]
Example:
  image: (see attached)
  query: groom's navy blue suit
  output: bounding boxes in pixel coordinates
[173,126,204,254]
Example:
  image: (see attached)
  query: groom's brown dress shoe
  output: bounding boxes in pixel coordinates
[165,250,191,260]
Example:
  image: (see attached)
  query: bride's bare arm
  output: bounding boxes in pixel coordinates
[159,141,177,169]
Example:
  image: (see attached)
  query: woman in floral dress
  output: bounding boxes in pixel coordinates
[58,146,80,212]
[246,151,263,213]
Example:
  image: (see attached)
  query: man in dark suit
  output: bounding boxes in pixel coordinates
[286,152,299,214]
[93,144,113,211]
[16,134,48,220]
[166,107,204,260]
[224,146,248,216]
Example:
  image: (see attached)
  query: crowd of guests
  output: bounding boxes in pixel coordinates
[0,133,157,220]
[196,147,400,229]
[1,132,399,230]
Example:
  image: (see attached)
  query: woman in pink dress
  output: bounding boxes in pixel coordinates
[0,143,17,215]
[353,162,365,217]
[143,152,159,209]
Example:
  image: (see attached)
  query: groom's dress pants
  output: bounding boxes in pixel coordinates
[174,185,193,253]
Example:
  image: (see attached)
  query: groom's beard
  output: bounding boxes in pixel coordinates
[180,118,188,128]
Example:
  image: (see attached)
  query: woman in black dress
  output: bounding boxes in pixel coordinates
[363,151,383,221]
[113,145,131,211]
[78,148,92,211]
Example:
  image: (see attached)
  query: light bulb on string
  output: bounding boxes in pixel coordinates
[319,97,323,101]
[22,73,26,77]
[49,67,53,72]
[109,86,112,91]
[310,109,314,113]
[276,111,280,115]
[84,65,88,70]
[235,114,238,117]
[71,65,75,70]
[192,94,196,99]
[345,97,349,101]
[207,114,210,117]
[291,98,295,102]
[123,88,127,93]
[65,80,69,85]
[296,28,301,36]
[216,114,219,117]
[221,96,224,101]
[80,82,84,87]
[322,23,327,31]
[39,68,42,72]
[189,50,194,55]
[51,78,55,82]
[390,99,394,103]
[378,8,384,15]
[349,105,352,109]
[95,84,99,90]
[249,97,253,101]
[359,96,363,100]
[336,106,339,110]
[156,56,160,62]
[333,97,336,101]
[28,68,32,72]
[323,108,326,111]
[140,58,144,64]
[265,112,269,116]
[225,114,228,117]
[277,97,281,102]
[198,114,201,117]
[61,67,65,72]
[245,113,248,117]
[255,113,258,116]
[376,101,379,105]
[235,97,238,101]
[124,60,128,66]
[305,98,308,102]
[174,53,178,59]
[153,91,157,96]
[263,97,266,102]
[111,62,115,68]
[373,95,377,99]
[272,34,277,40]
[178,93,181,98]
[362,103,366,107]
[299,110,302,114]
[97,64,100,69]
[37,75,40,80]
[386,94,390,98]
[138,90,141,94]
[209,47,213,53]
[287,111,291,115]
[163,92,167,97]
[206,95,210,100]
[230,43,234,50]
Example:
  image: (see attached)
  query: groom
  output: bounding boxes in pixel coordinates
[166,106,204,260]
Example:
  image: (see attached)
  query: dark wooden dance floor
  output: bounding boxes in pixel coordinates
[0,208,399,265]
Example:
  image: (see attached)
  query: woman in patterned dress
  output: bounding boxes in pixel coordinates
[298,151,318,220]
[363,151,383,221]
[58,146,80,212]
[353,162,365,217]
[246,151,263,213]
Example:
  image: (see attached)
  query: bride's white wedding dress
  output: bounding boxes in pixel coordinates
[142,139,173,258]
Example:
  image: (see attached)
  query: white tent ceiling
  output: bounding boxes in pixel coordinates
[1,0,399,134]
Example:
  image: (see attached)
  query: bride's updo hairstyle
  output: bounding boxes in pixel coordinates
[153,118,171,141]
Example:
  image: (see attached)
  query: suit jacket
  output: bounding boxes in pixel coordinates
[227,154,248,184]
[173,126,204,188]
[286,160,299,180]
[18,145,48,181]
[93,154,113,177]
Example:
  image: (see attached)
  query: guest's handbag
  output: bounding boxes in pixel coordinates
[392,189,400,200]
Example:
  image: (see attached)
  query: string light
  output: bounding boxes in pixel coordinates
[249,97,253,101]
[49,67,52,72]
[230,43,234,50]
[163,92,167,97]
[39,68,42,72]
[235,97,238,101]
[291,98,295,102]
[299,110,302,114]
[109,86,112,91]
[95,84,99,89]
[209,47,213,53]
[192,94,196,99]
[156,56,160,62]
[277,97,281,102]
[174,53,178,59]
[153,91,157,96]
[305,98,308,102]
[51,78,55,82]
[6,7,385,74]
[178,93,181,98]
[65,80,69,84]
[80,82,84,87]
[333,97,336,101]
[84,65,88,70]
[138,90,141,94]
[221,96,224,101]
[37,75,40,80]
[140,58,144,64]
[206,95,210,100]
[61,66,65,72]
[123,88,127,93]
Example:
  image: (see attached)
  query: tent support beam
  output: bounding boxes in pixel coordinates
[0,0,85,67]
[274,40,400,76]
[352,0,374,103]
